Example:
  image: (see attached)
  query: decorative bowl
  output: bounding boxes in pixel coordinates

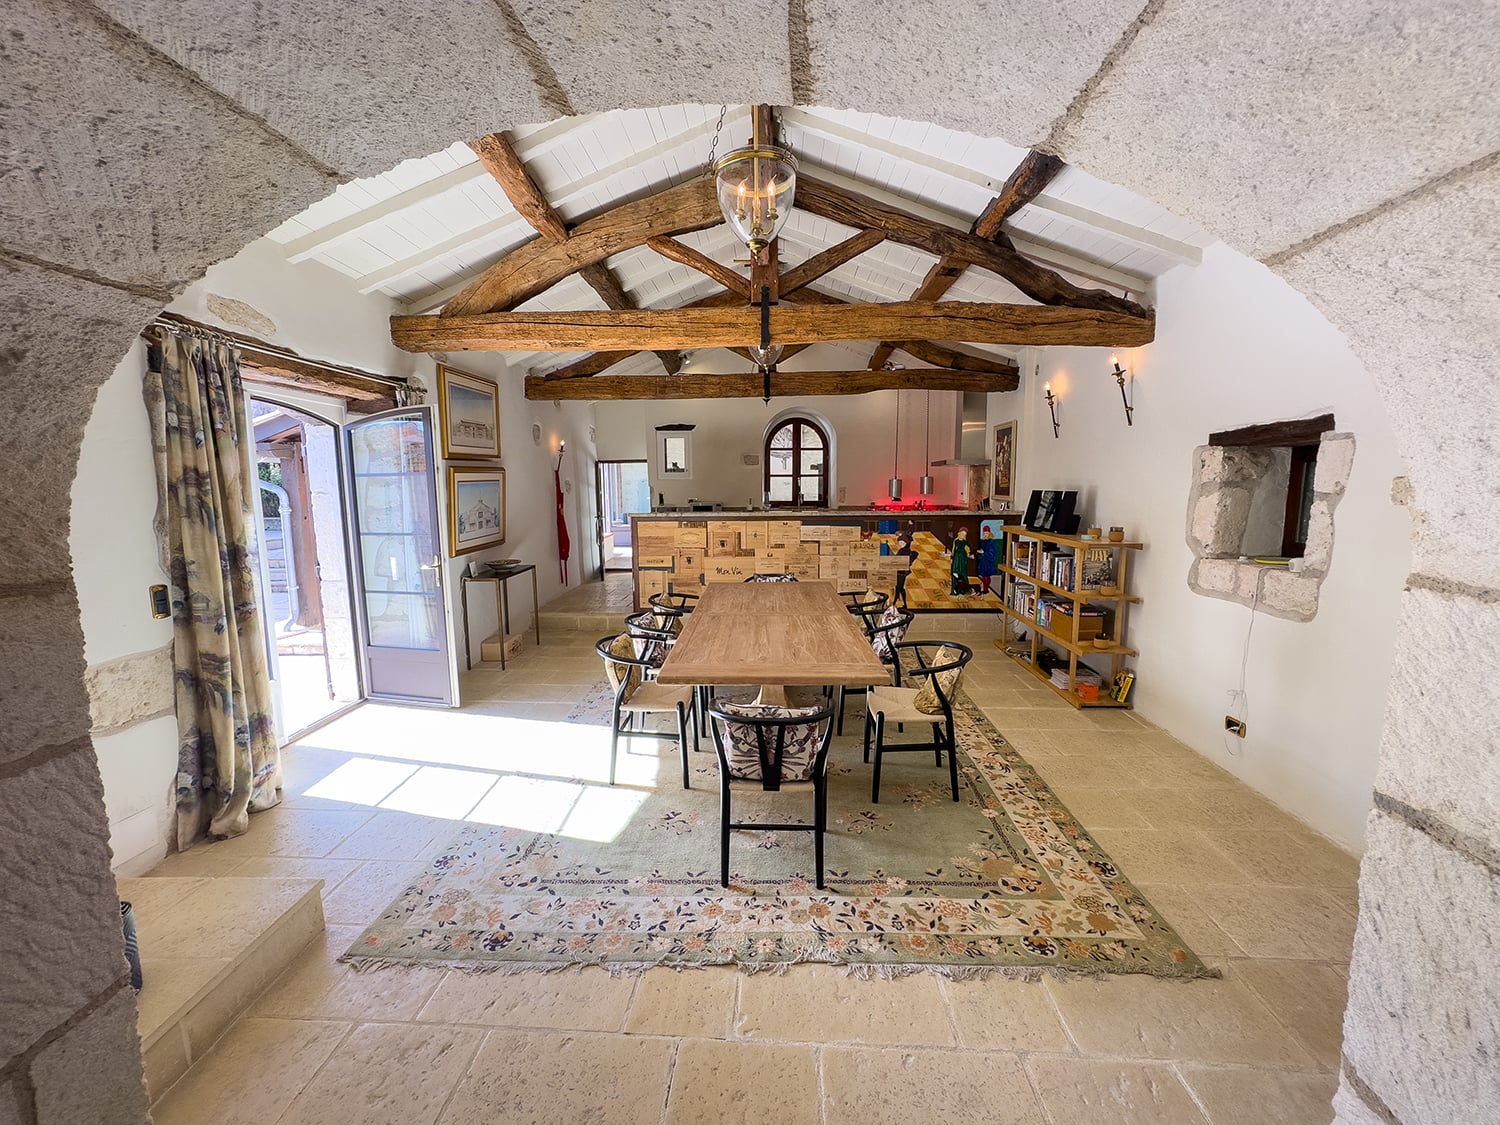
[1092,637,1114,649]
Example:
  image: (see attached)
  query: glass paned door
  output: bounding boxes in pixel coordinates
[346,407,454,704]
[764,418,829,508]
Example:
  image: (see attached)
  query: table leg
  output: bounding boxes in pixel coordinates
[460,580,471,671]
[531,567,541,646]
[755,685,788,706]
[498,580,509,672]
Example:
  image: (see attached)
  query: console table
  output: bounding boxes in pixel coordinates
[459,564,541,671]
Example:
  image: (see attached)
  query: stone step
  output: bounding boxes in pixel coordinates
[539,610,630,636]
[117,875,325,1104]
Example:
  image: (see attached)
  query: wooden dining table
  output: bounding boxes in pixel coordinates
[655,581,889,705]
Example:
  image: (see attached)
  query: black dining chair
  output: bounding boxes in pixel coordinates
[835,606,914,734]
[842,590,889,634]
[623,608,679,675]
[863,641,973,803]
[707,698,836,889]
[649,590,699,615]
[595,634,700,789]
[743,573,799,582]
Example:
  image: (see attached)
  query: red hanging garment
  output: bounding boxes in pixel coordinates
[554,463,571,584]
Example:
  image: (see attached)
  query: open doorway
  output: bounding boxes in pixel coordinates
[250,397,362,739]
[597,459,649,573]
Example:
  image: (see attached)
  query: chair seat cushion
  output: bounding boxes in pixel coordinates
[620,682,695,712]
[603,632,642,702]
[866,685,933,724]
[718,702,824,782]
[870,605,910,662]
[726,777,817,793]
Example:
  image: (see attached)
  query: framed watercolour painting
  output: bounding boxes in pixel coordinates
[447,467,506,556]
[437,364,501,460]
[991,420,1017,506]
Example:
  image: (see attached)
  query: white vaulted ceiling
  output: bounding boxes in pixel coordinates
[265,104,1213,372]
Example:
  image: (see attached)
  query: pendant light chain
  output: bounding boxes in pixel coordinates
[703,104,728,178]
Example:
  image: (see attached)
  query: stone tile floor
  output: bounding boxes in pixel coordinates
[141,607,1358,1124]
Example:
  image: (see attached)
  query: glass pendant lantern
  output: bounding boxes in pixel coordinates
[715,145,798,254]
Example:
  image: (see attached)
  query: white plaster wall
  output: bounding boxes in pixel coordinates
[1011,243,1411,852]
[593,347,967,510]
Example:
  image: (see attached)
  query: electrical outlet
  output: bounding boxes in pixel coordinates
[1224,716,1247,738]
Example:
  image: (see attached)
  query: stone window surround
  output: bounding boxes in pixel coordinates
[1186,431,1356,622]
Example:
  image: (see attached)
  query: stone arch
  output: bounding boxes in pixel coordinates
[4,5,1495,1122]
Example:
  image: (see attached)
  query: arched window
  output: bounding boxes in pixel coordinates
[764,417,830,508]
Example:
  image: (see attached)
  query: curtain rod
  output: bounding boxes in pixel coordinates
[148,312,413,392]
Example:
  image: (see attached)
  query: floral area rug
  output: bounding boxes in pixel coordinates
[344,685,1213,979]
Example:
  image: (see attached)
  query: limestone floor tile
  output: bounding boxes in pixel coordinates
[736,964,955,1047]
[1043,786,1154,829]
[1133,884,1247,959]
[134,955,228,1039]
[1042,972,1315,1068]
[665,1039,820,1125]
[1198,828,1360,889]
[133,877,322,960]
[278,1022,485,1125]
[1172,788,1310,834]
[1178,1065,1338,1124]
[321,860,429,925]
[624,966,738,1039]
[1026,1057,1208,1125]
[117,877,208,918]
[326,809,455,861]
[938,977,1072,1051]
[227,855,362,890]
[150,1017,350,1125]
[141,848,249,878]
[418,966,636,1032]
[1139,750,1242,789]
[1184,885,1357,961]
[1025,753,1174,792]
[821,1045,1043,1124]
[250,930,445,1022]
[1089,828,1250,885]
[440,1029,673,1125]
[1229,958,1348,1070]
[207,807,374,859]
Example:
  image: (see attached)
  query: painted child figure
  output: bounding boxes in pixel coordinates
[948,527,973,595]
[893,530,915,609]
[975,524,1000,593]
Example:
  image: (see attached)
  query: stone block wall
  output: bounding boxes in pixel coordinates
[1186,433,1355,622]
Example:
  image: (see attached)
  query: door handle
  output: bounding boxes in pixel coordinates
[419,556,442,586]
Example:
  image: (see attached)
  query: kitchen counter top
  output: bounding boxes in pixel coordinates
[646,508,1016,518]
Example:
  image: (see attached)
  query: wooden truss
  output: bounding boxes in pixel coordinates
[390,109,1155,400]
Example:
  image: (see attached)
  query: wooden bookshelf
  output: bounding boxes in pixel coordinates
[994,529,1143,708]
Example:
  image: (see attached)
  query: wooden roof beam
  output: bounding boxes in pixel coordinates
[392,300,1155,354]
[526,367,1017,401]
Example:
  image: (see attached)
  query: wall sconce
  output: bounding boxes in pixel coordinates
[1110,354,1135,426]
[556,438,566,470]
[1044,381,1060,439]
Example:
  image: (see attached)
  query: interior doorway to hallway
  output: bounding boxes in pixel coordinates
[250,396,362,741]
[597,459,649,573]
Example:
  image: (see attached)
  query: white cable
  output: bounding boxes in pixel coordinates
[1222,568,1265,758]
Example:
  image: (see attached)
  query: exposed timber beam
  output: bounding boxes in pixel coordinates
[889,341,1017,375]
[795,177,1149,318]
[578,263,682,374]
[392,300,1155,353]
[779,229,886,295]
[750,238,779,303]
[537,290,746,378]
[645,236,751,298]
[973,151,1068,237]
[525,368,1018,401]
[441,178,722,316]
[468,133,569,242]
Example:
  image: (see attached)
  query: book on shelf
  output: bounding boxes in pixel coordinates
[1079,546,1115,590]
[1110,670,1135,703]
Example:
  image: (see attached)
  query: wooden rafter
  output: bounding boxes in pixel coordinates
[646,236,751,298]
[525,367,1017,401]
[867,150,1067,370]
[391,301,1155,353]
[779,229,885,295]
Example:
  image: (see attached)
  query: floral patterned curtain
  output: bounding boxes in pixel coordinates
[143,327,280,848]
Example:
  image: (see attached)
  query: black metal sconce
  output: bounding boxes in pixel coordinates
[1110,354,1134,426]
[1044,381,1060,439]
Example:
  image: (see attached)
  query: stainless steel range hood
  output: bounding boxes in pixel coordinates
[930,391,991,466]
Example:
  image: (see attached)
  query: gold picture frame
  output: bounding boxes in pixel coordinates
[446,466,506,556]
[437,363,501,460]
[991,420,1017,506]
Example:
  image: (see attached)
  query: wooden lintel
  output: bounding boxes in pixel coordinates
[468,133,569,243]
[779,229,885,295]
[795,176,1149,318]
[646,236,751,298]
[441,178,722,316]
[972,151,1067,239]
[1209,414,1335,448]
[525,367,1018,401]
[392,300,1156,353]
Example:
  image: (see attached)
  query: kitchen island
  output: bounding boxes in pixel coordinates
[629,509,1021,612]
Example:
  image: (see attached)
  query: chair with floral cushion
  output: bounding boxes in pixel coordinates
[623,607,678,676]
[595,634,699,789]
[863,641,973,803]
[708,698,836,889]
[835,606,913,735]
[841,590,889,633]
[742,573,799,583]
[649,590,699,615]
